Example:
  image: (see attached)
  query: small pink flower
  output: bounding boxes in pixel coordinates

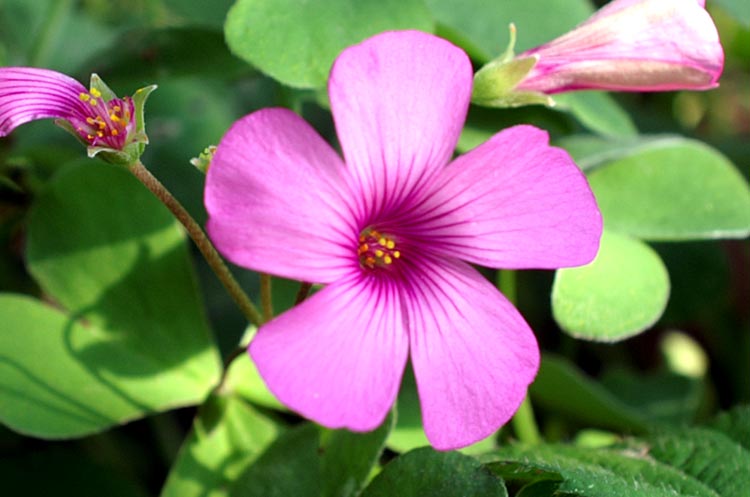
[205,31,602,450]
[1,68,132,146]
[515,0,724,94]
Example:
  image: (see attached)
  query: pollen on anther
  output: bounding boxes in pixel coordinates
[90,88,102,98]
[393,251,401,259]
[384,255,393,264]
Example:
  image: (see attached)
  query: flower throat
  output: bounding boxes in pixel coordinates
[357,228,400,270]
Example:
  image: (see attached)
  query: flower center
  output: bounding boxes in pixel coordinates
[357,228,401,270]
[76,88,132,147]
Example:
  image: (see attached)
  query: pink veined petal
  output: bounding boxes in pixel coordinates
[205,108,359,283]
[519,0,723,93]
[0,67,87,136]
[250,274,409,431]
[402,257,540,450]
[328,30,473,221]
[405,125,602,269]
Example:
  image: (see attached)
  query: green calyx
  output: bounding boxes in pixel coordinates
[471,24,553,108]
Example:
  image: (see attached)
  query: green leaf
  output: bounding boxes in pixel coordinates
[556,134,677,172]
[600,369,704,425]
[424,0,594,62]
[552,230,670,341]
[486,443,720,497]
[553,92,638,138]
[361,447,507,497]
[321,413,395,497]
[231,423,320,497]
[708,405,750,451]
[224,0,434,88]
[0,163,221,438]
[232,415,393,497]
[160,394,281,497]
[647,427,750,497]
[530,355,650,433]
[587,138,750,240]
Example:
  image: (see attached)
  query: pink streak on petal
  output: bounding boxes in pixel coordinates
[0,67,87,136]
[403,257,540,450]
[205,108,358,283]
[250,274,409,431]
[328,30,473,220]
[408,125,601,269]
[518,0,722,93]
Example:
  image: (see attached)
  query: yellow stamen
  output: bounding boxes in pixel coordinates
[383,255,393,264]
[111,129,119,136]
[90,88,102,98]
[393,251,401,259]
[385,239,395,249]
[79,93,90,102]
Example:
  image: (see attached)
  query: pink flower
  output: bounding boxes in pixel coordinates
[0,67,154,162]
[515,0,724,94]
[205,31,602,450]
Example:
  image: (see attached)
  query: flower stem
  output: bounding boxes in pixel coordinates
[512,395,542,445]
[260,273,273,322]
[129,160,262,326]
[496,270,542,444]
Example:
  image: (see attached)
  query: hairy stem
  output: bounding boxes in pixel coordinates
[129,160,262,326]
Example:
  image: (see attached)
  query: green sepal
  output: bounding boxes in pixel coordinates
[471,24,552,108]
[89,73,118,101]
[132,84,157,157]
[472,56,552,108]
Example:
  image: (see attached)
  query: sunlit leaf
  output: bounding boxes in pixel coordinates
[224,0,433,88]
[552,230,670,341]
[160,394,281,497]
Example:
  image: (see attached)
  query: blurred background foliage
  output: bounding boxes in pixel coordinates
[0,0,748,495]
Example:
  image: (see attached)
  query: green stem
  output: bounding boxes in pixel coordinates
[512,395,542,445]
[260,273,273,322]
[129,161,262,326]
[496,270,542,444]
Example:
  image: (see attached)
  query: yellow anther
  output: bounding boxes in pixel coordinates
[113,105,121,112]
[79,93,90,102]
[97,131,104,138]
[86,117,96,125]
[393,251,401,259]
[111,129,119,136]
[385,239,395,249]
[375,249,384,257]
[110,114,120,122]
[384,255,393,264]
[89,99,98,106]
[98,121,106,129]
[378,237,386,246]
[90,88,102,98]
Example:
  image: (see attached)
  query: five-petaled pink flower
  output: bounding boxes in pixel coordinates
[515,0,724,94]
[205,31,602,450]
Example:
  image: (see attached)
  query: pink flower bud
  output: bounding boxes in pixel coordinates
[515,0,724,94]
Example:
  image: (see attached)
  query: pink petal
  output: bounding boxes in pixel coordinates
[403,257,540,450]
[328,31,473,219]
[519,0,722,93]
[250,274,409,431]
[411,125,601,269]
[205,108,359,283]
[0,67,87,136]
